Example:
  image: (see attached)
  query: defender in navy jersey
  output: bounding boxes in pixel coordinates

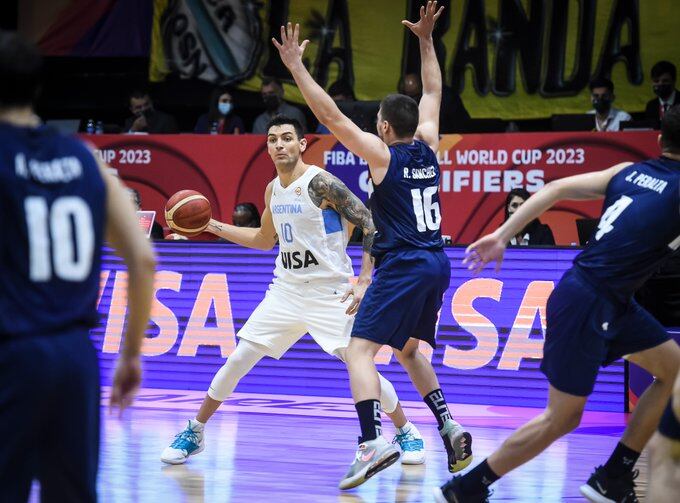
[160,116,427,469]
[0,33,155,503]
[273,3,472,490]
[437,107,680,503]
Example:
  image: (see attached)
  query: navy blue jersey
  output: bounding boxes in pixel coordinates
[371,140,444,256]
[575,156,680,301]
[0,123,106,338]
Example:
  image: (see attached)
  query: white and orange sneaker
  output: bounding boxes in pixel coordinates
[338,436,400,490]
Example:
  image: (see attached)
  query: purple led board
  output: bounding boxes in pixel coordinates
[91,243,625,412]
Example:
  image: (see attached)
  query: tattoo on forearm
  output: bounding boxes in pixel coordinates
[309,172,375,253]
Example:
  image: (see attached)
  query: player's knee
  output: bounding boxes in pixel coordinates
[656,359,680,386]
[394,346,418,365]
[345,337,379,362]
[640,342,680,385]
[378,373,399,414]
[546,408,583,436]
[536,406,583,438]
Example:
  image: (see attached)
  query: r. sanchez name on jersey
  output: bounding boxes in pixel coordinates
[270,165,353,284]
[575,156,680,301]
[371,140,444,257]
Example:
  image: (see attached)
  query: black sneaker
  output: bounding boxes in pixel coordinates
[579,465,639,502]
[432,476,491,503]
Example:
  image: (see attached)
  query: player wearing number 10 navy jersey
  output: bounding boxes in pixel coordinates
[273,2,473,490]
[438,107,680,503]
[0,32,155,503]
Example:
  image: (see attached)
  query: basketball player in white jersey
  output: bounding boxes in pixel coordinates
[161,115,426,466]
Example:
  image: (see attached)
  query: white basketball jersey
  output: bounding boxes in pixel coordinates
[270,165,353,284]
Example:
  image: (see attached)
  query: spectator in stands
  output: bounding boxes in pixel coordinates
[503,188,555,245]
[252,78,307,134]
[129,189,165,239]
[124,89,178,134]
[194,87,245,134]
[398,72,470,133]
[645,61,679,126]
[232,202,261,228]
[587,77,631,131]
[317,81,355,134]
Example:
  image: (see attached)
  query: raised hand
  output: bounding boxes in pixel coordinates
[402,1,445,39]
[462,232,506,275]
[271,22,309,70]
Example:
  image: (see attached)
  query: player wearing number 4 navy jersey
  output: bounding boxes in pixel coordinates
[0,33,156,503]
[436,106,680,503]
[273,2,472,490]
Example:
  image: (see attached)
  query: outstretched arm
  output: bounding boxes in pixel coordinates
[464,162,632,274]
[308,171,375,314]
[96,159,156,415]
[403,1,445,152]
[205,182,278,250]
[272,23,390,180]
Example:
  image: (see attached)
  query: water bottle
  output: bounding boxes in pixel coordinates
[210,120,219,135]
[85,119,95,134]
[95,121,104,134]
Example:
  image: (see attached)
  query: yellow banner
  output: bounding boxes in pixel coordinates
[150,0,679,119]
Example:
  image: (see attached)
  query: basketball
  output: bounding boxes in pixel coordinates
[165,190,211,237]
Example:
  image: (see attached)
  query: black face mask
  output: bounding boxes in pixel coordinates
[263,94,281,112]
[593,98,612,114]
[653,84,674,100]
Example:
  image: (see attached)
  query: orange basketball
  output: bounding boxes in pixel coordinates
[165,190,211,237]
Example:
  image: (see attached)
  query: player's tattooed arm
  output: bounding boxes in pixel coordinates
[308,171,375,254]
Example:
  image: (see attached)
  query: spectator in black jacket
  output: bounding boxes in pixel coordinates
[194,87,245,134]
[503,188,555,245]
[645,61,679,127]
[124,89,178,134]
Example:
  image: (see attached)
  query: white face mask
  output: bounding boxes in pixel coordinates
[218,102,233,115]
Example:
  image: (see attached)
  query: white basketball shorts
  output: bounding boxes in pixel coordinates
[237,280,354,359]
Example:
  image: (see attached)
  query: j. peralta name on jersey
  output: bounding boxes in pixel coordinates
[625,170,668,194]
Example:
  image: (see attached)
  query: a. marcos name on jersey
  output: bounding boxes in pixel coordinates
[15,153,83,183]
[280,250,319,269]
[624,170,668,194]
[403,166,436,179]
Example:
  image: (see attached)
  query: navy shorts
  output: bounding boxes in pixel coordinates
[659,399,680,441]
[0,329,100,503]
[540,267,670,397]
[351,248,451,350]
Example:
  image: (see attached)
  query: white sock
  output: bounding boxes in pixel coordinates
[397,421,414,435]
[190,418,205,430]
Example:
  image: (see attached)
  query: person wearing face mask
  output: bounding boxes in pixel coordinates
[194,87,245,134]
[501,188,555,246]
[645,61,679,127]
[586,77,631,132]
[251,77,307,134]
[123,89,178,134]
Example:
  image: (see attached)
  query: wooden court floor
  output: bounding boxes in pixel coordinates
[29,388,647,502]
